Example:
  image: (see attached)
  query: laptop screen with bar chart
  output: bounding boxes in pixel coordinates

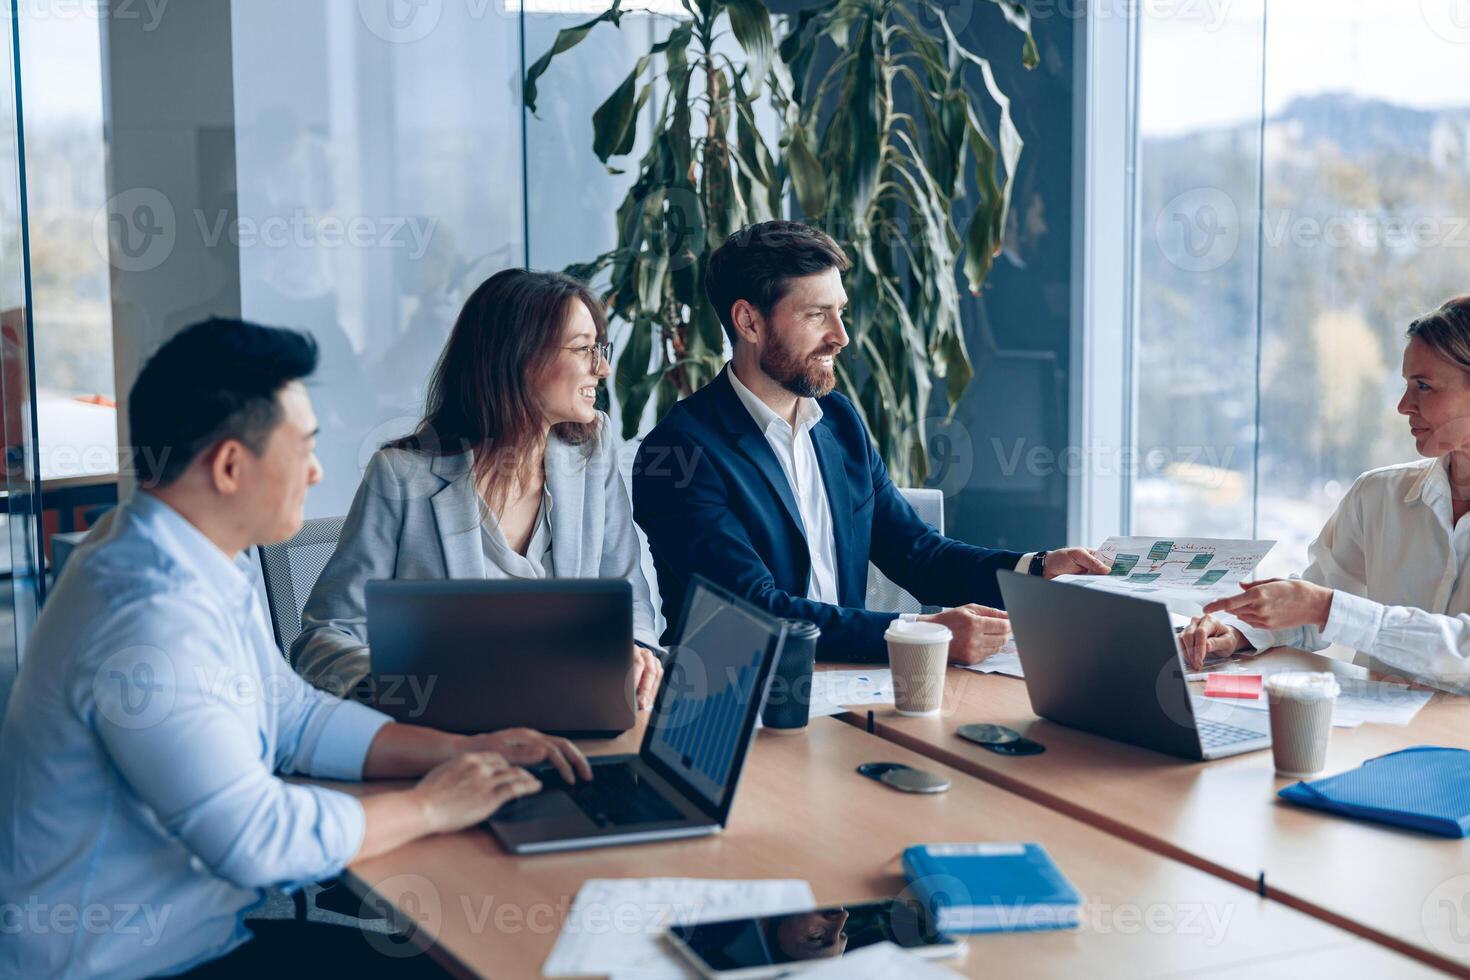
[642,577,787,822]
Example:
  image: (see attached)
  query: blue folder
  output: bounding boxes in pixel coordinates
[901,842,1082,933]
[1277,746,1470,838]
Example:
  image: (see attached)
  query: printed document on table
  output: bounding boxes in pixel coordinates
[959,608,1198,680]
[960,638,1025,678]
[543,878,815,979]
[1197,677,1432,728]
[1054,536,1275,615]
[807,669,894,718]
[796,941,965,978]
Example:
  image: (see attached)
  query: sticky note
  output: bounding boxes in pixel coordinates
[1204,673,1262,699]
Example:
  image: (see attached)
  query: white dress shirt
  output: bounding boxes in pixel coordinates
[1228,456,1470,693]
[727,364,1035,610]
[728,365,841,603]
[0,492,392,979]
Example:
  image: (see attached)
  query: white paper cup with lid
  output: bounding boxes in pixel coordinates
[885,620,953,716]
[1264,671,1340,778]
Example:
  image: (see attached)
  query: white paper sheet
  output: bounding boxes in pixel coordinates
[1055,536,1275,615]
[807,668,894,718]
[542,878,816,979]
[795,941,966,978]
[1196,677,1432,728]
[959,638,1025,678]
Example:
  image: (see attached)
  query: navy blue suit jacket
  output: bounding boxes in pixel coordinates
[632,368,1023,662]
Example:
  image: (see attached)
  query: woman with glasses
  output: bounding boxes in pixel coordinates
[292,268,663,707]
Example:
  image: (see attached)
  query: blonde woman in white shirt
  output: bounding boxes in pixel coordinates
[1182,295,1470,693]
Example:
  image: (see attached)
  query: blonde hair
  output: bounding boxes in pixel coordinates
[1408,295,1470,372]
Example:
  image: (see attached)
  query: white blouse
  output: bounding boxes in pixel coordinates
[1228,455,1470,693]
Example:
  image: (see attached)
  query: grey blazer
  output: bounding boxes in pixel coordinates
[292,414,659,692]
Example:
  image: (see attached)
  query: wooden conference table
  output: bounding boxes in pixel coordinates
[827,647,1470,976]
[338,716,1431,978]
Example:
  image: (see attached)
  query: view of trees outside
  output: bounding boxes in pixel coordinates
[15,9,115,481]
[1137,1,1470,577]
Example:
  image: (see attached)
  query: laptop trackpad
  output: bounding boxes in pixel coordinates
[491,789,597,832]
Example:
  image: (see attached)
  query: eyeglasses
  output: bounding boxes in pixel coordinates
[562,342,614,372]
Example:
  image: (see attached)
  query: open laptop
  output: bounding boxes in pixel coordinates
[366,579,636,737]
[487,575,788,854]
[996,570,1271,761]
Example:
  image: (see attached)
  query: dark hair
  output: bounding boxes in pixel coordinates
[705,220,850,346]
[387,268,605,509]
[1407,295,1470,372]
[128,318,319,488]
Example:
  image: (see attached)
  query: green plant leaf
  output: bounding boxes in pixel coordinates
[787,124,826,217]
[978,0,1038,68]
[936,10,1023,294]
[590,22,694,162]
[962,112,1003,290]
[937,327,972,407]
[593,74,652,162]
[724,0,774,95]
[614,316,661,439]
[842,16,883,219]
[523,0,624,116]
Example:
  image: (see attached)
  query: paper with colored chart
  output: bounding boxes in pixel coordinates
[807,669,895,717]
[1053,536,1275,615]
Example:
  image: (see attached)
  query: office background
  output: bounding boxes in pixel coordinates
[0,0,1467,718]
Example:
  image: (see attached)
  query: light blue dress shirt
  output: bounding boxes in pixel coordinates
[0,492,392,979]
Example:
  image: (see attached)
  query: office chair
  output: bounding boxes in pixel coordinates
[866,487,944,615]
[257,516,345,658]
[256,517,386,924]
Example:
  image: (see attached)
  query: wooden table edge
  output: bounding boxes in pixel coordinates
[833,710,1467,978]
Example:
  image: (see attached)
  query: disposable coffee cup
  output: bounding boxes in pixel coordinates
[885,620,953,716]
[1264,671,1340,778]
[760,620,820,733]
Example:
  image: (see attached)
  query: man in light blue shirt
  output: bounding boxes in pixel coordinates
[0,319,590,979]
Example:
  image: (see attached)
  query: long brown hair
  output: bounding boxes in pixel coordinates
[387,268,606,510]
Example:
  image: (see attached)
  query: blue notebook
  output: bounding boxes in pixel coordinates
[901,842,1082,934]
[1277,746,1470,838]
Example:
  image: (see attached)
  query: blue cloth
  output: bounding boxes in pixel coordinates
[1277,746,1470,837]
[0,492,393,979]
[632,367,1023,662]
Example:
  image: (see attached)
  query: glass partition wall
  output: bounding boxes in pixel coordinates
[1128,1,1470,575]
[0,5,46,713]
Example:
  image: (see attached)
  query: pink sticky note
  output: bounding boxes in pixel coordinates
[1205,673,1263,699]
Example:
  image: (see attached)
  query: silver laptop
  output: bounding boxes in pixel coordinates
[487,575,788,854]
[366,579,636,737]
[997,571,1270,761]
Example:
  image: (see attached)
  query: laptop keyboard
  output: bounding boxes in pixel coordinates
[539,762,684,827]
[1197,718,1266,750]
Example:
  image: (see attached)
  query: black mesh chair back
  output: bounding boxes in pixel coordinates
[257,517,345,657]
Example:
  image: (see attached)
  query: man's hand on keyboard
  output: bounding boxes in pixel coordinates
[466,728,593,784]
[415,752,544,833]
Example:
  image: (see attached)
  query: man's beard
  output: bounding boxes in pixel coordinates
[760,336,839,399]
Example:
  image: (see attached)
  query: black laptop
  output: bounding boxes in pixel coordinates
[997,571,1270,761]
[487,576,788,854]
[366,578,637,737]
